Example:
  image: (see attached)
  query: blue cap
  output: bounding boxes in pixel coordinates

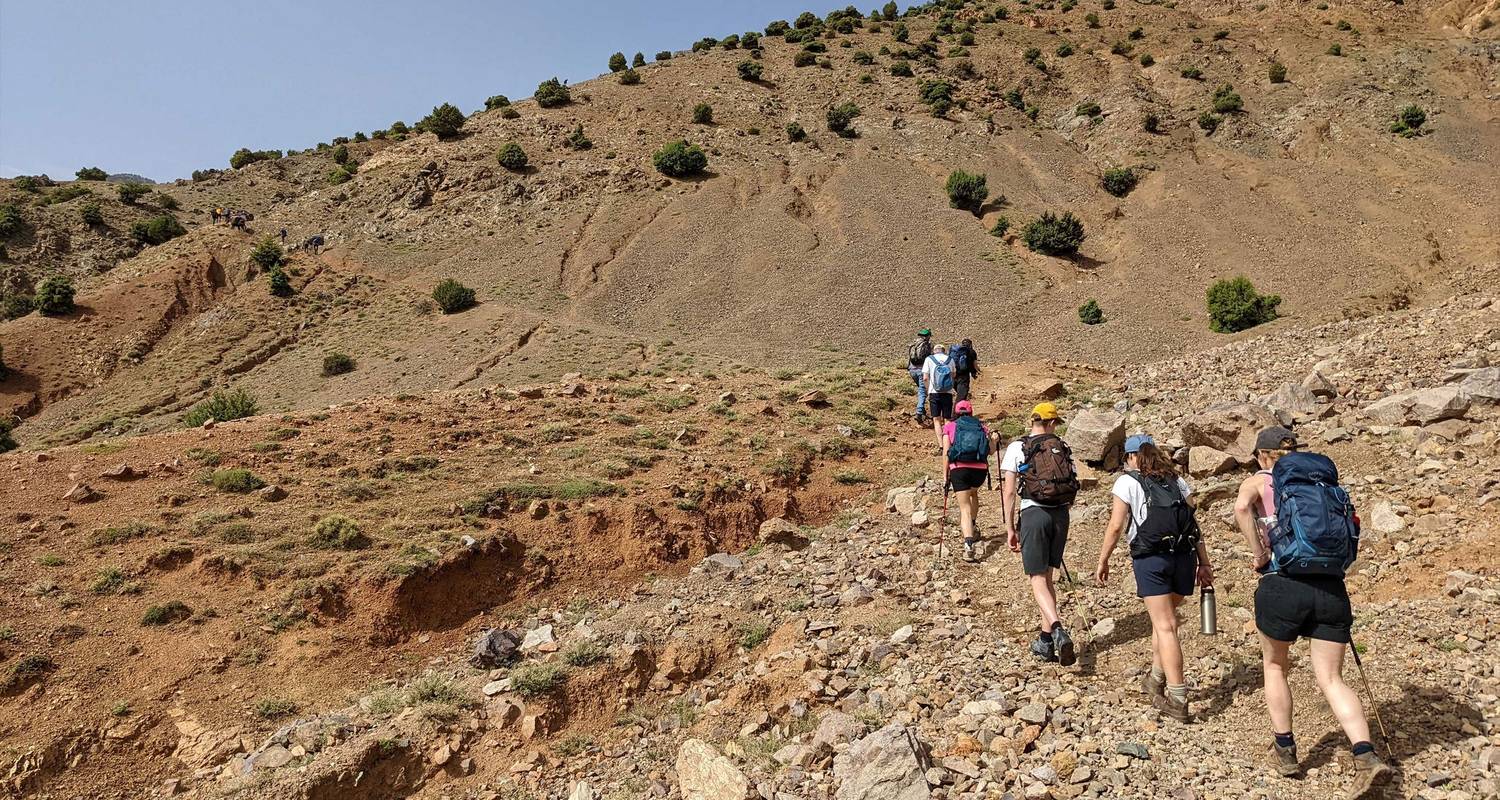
[1124,434,1155,454]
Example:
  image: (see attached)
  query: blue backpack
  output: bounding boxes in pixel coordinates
[931,356,955,392]
[947,414,990,463]
[1269,452,1359,577]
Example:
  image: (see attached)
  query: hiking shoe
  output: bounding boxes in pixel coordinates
[1347,751,1392,799]
[1150,692,1191,723]
[1270,743,1301,778]
[1030,635,1058,662]
[1053,625,1076,667]
[1141,670,1165,698]
[962,541,976,562]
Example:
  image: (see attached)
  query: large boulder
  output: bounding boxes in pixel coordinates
[1457,367,1500,404]
[1187,446,1238,478]
[1363,387,1470,426]
[1065,409,1125,469]
[1180,403,1279,461]
[676,739,749,800]
[1259,382,1324,421]
[758,517,809,549]
[834,723,931,800]
[885,487,924,517]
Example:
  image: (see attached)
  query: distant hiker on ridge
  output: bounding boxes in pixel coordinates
[906,328,934,424]
[305,234,325,255]
[921,344,956,453]
[279,227,288,244]
[1002,402,1081,666]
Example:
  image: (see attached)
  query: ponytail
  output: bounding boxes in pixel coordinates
[1134,442,1178,479]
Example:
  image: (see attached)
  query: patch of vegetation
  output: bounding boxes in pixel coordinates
[1211,84,1243,114]
[1022,211,1087,256]
[308,515,370,550]
[989,216,1010,237]
[420,103,466,139]
[230,148,280,169]
[833,470,871,485]
[1390,105,1426,137]
[484,95,510,110]
[496,142,528,171]
[90,521,156,547]
[0,203,23,238]
[534,77,571,108]
[35,274,76,316]
[691,103,714,125]
[1078,299,1105,325]
[141,600,191,626]
[1326,43,1343,57]
[184,388,259,427]
[432,278,477,313]
[1101,167,1137,197]
[561,640,609,667]
[510,663,569,698]
[76,166,107,180]
[618,68,641,85]
[890,60,914,77]
[826,102,861,138]
[1207,276,1281,333]
[1143,112,1161,133]
[79,201,103,225]
[117,182,151,204]
[1197,111,1222,133]
[1268,62,1287,84]
[1180,66,1204,80]
[786,121,807,141]
[211,468,265,494]
[322,352,355,377]
[653,140,709,178]
[739,619,772,650]
[738,60,764,81]
[254,697,298,719]
[131,214,187,246]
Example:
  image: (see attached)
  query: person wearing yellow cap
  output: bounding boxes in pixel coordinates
[1000,401,1082,665]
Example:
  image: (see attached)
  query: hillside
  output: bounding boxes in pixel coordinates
[2,0,1497,448]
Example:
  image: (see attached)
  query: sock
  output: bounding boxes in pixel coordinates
[1274,732,1295,749]
[1039,629,1053,642]
[1351,741,1374,757]
[1167,684,1187,704]
[1051,621,1063,633]
[1151,665,1165,682]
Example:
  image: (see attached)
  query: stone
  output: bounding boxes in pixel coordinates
[1364,387,1470,426]
[1187,446,1237,478]
[250,745,293,770]
[1260,382,1324,420]
[676,739,750,800]
[703,553,743,573]
[834,723,929,800]
[1065,410,1125,468]
[1301,371,1337,399]
[1181,403,1279,460]
[568,782,596,800]
[471,628,521,667]
[798,390,830,407]
[814,711,867,748]
[62,483,99,503]
[1016,703,1048,725]
[99,463,140,480]
[482,680,510,697]
[889,625,915,645]
[1368,500,1406,535]
[256,484,287,502]
[519,625,555,652]
[1115,742,1150,760]
[886,487,924,516]
[758,518,808,549]
[1090,617,1116,638]
[943,756,981,778]
[1458,367,1500,404]
[838,584,874,607]
[910,509,929,528]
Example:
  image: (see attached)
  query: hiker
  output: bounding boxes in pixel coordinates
[949,338,980,401]
[1233,427,1391,797]
[1001,402,1080,665]
[1094,434,1212,723]
[942,399,991,562]
[279,227,288,244]
[210,208,219,224]
[921,344,957,452]
[906,328,934,423]
[305,234,324,254]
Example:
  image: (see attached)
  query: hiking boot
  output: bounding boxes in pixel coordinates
[1030,635,1058,662]
[1150,692,1191,723]
[962,541,976,562]
[1141,670,1165,698]
[1053,625,1076,667]
[1270,742,1301,778]
[1346,751,1392,799]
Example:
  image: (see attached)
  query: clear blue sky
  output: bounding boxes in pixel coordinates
[0,0,846,181]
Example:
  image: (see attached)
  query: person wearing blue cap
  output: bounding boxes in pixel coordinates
[1094,433,1212,724]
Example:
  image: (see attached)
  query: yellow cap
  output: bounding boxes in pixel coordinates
[1031,402,1062,421]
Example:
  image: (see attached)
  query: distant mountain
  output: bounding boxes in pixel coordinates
[106,172,154,184]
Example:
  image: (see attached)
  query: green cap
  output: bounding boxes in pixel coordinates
[918,328,931,336]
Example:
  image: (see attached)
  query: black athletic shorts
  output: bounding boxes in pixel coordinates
[1254,572,1353,644]
[1019,505,1069,576]
[947,467,988,491]
[928,392,954,420]
[1132,550,1197,598]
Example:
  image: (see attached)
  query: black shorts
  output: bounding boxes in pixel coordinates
[1254,573,1353,644]
[928,393,954,420]
[1019,505,1069,576]
[947,467,988,491]
[1132,551,1197,597]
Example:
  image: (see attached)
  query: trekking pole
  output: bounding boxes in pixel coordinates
[938,482,951,567]
[1348,640,1393,760]
[1058,558,1097,648]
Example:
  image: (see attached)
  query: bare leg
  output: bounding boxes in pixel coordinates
[959,490,978,540]
[1030,571,1060,630]
[1260,634,1295,734]
[1309,639,1373,745]
[1144,593,1186,685]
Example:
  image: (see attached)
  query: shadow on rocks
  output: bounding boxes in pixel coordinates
[1303,682,1482,793]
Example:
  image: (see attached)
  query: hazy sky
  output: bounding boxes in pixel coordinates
[0,0,840,181]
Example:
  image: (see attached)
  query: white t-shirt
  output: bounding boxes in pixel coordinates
[922,353,954,395]
[1111,472,1193,544]
[1001,438,1072,511]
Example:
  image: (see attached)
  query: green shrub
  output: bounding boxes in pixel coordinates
[141,601,191,626]
[254,697,298,719]
[1005,88,1025,110]
[497,142,529,171]
[183,388,259,426]
[1101,167,1137,197]
[608,52,628,72]
[511,663,569,697]
[420,103,466,139]
[739,620,771,650]
[0,204,22,239]
[989,216,1011,237]
[268,269,293,297]
[1056,42,1074,57]
[1197,111,1222,133]
[331,144,349,165]
[919,79,954,116]
[766,19,791,36]
[75,166,108,181]
[433,279,477,313]
[2,293,32,320]
[35,274,75,316]
[852,50,875,65]
[0,417,15,454]
[1268,62,1287,83]
[309,514,369,550]
[652,140,709,177]
[1140,53,1155,67]
[944,170,988,215]
[250,237,283,270]
[1076,101,1102,117]
[691,103,714,124]
[656,50,673,61]
[1326,43,1342,56]
[882,1,898,19]
[561,640,608,667]
[721,34,741,49]
[1078,299,1105,325]
[535,78,571,108]
[500,107,520,119]
[618,68,641,85]
[1143,112,1161,133]
[794,50,818,67]
[633,52,646,67]
[154,192,179,210]
[826,102,860,138]
[786,121,807,141]
[79,201,103,225]
[1211,84,1243,113]
[1207,276,1281,333]
[485,95,511,110]
[795,10,820,28]
[890,60,914,76]
[565,125,592,150]
[117,182,150,204]
[1181,66,1203,80]
[322,353,355,376]
[738,60,764,81]
[693,37,719,52]
[229,148,280,169]
[1086,11,1100,26]
[1390,105,1426,137]
[1022,211,1086,256]
[212,468,265,493]
[130,214,186,246]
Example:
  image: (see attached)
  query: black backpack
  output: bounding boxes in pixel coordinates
[951,344,973,375]
[907,337,933,368]
[1019,433,1079,506]
[1125,471,1201,558]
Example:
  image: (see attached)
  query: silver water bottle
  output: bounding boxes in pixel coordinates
[1200,586,1218,635]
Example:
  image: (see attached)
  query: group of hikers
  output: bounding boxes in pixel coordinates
[209,206,254,230]
[905,327,1393,799]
